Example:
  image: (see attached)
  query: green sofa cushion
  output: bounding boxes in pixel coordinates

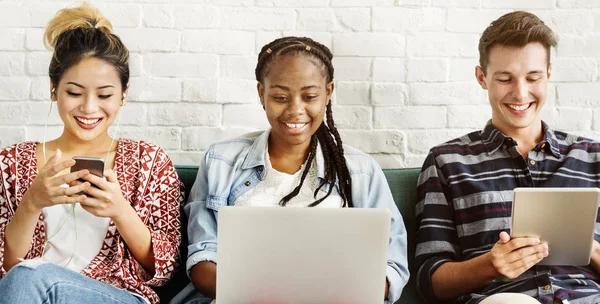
[154,166,425,304]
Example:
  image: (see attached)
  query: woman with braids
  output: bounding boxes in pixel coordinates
[180,36,409,304]
[0,3,183,303]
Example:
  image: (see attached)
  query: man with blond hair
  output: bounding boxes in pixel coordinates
[415,11,600,304]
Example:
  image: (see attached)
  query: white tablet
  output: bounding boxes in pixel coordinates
[511,187,600,266]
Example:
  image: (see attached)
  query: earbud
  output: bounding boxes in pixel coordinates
[122,93,126,100]
[51,88,56,101]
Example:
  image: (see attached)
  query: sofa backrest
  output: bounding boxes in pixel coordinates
[382,168,422,303]
[165,165,424,303]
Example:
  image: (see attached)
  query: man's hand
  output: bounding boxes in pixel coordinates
[489,231,548,279]
[431,232,548,300]
[588,240,600,274]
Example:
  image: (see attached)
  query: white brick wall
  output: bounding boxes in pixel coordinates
[1,0,599,169]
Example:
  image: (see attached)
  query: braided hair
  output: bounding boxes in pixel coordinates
[255,37,353,208]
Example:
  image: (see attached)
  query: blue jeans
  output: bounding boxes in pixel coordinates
[0,261,147,304]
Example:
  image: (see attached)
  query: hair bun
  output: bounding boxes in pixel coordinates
[44,2,113,50]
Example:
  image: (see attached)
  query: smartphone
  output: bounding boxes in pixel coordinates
[70,156,104,195]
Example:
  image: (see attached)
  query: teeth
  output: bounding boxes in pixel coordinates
[507,104,530,111]
[76,117,101,125]
[285,123,306,129]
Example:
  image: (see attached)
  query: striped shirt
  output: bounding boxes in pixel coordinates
[415,121,600,304]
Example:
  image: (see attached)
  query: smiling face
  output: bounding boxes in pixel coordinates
[52,57,127,144]
[476,42,551,136]
[258,55,333,153]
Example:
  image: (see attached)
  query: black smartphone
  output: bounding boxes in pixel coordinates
[70,156,104,195]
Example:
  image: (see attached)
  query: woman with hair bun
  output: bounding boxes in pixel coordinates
[0,3,183,303]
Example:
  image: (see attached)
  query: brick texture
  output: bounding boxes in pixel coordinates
[1,1,598,168]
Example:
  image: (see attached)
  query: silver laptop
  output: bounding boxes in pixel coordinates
[216,207,390,304]
[511,187,600,266]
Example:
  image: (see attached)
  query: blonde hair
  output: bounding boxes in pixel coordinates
[44,2,129,89]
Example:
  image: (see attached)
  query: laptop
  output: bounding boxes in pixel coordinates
[511,187,600,266]
[216,206,391,304]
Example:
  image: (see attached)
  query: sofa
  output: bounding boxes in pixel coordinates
[154,165,425,304]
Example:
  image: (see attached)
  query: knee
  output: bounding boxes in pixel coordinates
[0,262,68,304]
[2,261,63,289]
[3,263,37,286]
[480,293,541,304]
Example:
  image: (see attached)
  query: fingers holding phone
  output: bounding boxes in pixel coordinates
[69,156,104,192]
[76,168,130,220]
[21,149,91,212]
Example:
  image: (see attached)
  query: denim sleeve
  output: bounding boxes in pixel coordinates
[184,148,219,278]
[365,157,410,304]
[414,149,459,303]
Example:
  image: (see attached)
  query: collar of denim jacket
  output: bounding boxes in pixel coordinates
[241,129,327,181]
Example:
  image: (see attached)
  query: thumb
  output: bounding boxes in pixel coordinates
[44,148,62,169]
[498,231,511,244]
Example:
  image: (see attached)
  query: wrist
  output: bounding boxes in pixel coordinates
[482,252,500,280]
[385,278,390,299]
[20,194,42,215]
[112,202,135,225]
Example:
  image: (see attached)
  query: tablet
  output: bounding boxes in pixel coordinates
[511,187,600,266]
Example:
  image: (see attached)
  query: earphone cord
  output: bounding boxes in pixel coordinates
[42,101,53,164]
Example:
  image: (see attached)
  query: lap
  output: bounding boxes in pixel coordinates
[0,260,146,304]
[170,282,213,304]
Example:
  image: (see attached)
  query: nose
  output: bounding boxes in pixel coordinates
[81,94,98,113]
[512,80,529,102]
[286,96,305,115]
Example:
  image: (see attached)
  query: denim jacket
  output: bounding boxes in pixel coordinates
[185,130,409,303]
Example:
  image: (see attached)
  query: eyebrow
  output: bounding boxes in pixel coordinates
[493,70,545,76]
[66,82,115,89]
[269,85,321,91]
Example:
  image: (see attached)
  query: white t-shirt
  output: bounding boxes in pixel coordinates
[41,187,150,303]
[234,148,343,208]
[41,193,111,273]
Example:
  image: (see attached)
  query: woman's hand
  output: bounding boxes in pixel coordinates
[75,169,131,220]
[22,149,90,213]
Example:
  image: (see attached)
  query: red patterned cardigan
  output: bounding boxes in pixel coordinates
[0,139,184,304]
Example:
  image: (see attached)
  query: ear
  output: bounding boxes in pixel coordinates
[475,66,488,90]
[121,83,130,106]
[547,64,552,80]
[326,81,334,105]
[49,81,57,101]
[257,82,265,109]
